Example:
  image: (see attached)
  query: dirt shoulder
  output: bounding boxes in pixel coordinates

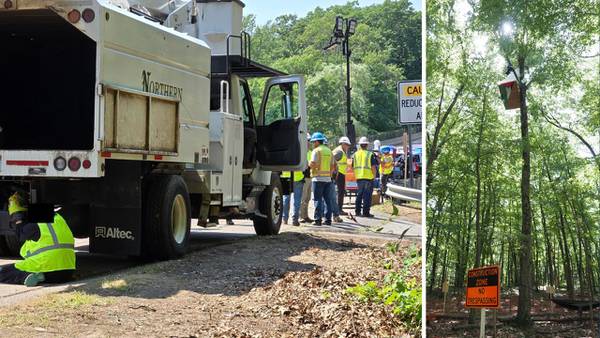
[371,201,421,225]
[0,231,421,337]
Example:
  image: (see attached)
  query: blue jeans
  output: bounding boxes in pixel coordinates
[355,179,373,216]
[282,181,304,222]
[312,181,335,222]
[324,183,339,216]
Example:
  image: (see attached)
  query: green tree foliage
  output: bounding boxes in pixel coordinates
[244,1,421,139]
[427,0,600,328]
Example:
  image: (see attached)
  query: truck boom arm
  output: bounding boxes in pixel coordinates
[118,0,198,31]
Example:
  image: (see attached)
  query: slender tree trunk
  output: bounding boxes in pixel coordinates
[456,205,474,289]
[539,204,555,287]
[516,57,533,326]
[441,249,448,290]
[429,226,441,293]
[558,209,575,298]
[468,104,487,324]
[474,100,486,268]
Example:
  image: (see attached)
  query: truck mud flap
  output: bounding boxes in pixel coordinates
[89,161,143,256]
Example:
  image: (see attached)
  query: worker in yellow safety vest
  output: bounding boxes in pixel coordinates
[351,137,377,217]
[281,169,305,226]
[380,147,395,197]
[308,132,337,226]
[0,192,76,286]
[332,136,351,217]
[300,133,313,223]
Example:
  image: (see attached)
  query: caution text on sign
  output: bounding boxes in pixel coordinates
[397,80,422,124]
[465,265,500,308]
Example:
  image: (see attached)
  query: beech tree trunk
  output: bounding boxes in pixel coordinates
[516,57,533,327]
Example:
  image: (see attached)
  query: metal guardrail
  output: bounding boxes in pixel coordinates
[385,183,422,203]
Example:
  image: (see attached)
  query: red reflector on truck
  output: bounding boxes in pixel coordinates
[154,155,163,160]
[6,160,49,166]
[101,152,112,158]
[68,9,81,23]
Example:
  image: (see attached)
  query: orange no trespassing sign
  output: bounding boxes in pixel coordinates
[465,266,500,308]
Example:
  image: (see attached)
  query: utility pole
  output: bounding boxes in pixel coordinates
[343,35,355,151]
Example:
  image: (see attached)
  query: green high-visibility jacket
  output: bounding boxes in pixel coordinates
[281,171,304,182]
[353,149,375,180]
[15,213,76,273]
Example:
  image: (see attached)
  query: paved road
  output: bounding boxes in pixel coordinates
[0,202,421,306]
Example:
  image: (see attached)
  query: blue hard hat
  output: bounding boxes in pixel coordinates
[310,132,326,142]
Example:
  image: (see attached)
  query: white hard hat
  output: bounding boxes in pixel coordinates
[374,140,381,150]
[358,137,369,145]
[338,136,351,145]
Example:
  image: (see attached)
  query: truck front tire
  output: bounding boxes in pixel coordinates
[143,175,191,260]
[253,174,283,236]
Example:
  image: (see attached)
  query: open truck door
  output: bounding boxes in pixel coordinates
[256,75,307,172]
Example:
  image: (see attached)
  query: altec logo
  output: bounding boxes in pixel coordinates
[95,226,134,240]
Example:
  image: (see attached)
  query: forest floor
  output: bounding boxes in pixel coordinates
[427,291,599,337]
[0,232,421,337]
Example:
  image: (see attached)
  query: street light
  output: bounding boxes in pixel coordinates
[335,16,344,37]
[323,16,358,150]
[347,19,357,35]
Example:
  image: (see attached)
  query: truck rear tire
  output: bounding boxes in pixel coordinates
[143,175,191,260]
[253,174,283,236]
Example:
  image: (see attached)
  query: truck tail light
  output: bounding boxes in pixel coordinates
[68,157,81,171]
[67,9,81,23]
[54,157,67,171]
[82,159,91,169]
[4,0,13,9]
[82,8,95,23]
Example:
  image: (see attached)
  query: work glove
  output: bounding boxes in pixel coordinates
[9,211,26,229]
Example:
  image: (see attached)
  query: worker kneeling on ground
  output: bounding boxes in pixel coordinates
[0,192,76,287]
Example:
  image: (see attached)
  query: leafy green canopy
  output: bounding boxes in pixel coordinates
[244,0,421,139]
[426,0,600,312]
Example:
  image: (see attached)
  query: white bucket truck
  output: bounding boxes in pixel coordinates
[0,0,307,259]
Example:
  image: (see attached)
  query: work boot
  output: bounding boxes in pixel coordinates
[324,220,332,226]
[333,216,343,223]
[313,220,322,226]
[226,219,234,225]
[301,218,313,223]
[24,273,45,287]
[339,211,349,216]
[283,219,288,225]
[292,220,300,227]
[363,213,375,218]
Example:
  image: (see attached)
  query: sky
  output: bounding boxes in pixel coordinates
[244,0,422,25]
